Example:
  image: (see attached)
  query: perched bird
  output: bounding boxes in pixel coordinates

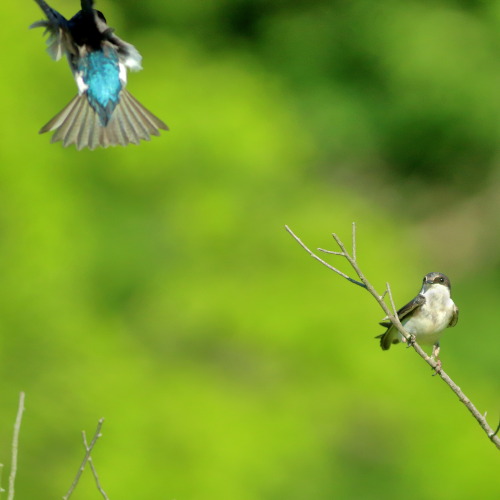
[30,0,168,150]
[376,272,459,366]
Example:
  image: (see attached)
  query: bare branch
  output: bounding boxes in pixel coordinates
[63,418,105,500]
[82,430,109,500]
[0,463,5,496]
[351,222,357,262]
[286,224,500,450]
[386,283,397,317]
[284,225,366,288]
[317,249,345,256]
[7,392,25,500]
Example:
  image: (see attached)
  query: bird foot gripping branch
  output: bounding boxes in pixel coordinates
[31,0,168,150]
[403,334,416,348]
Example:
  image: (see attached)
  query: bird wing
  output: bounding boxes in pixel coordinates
[376,294,426,350]
[104,32,143,71]
[378,294,425,327]
[30,0,73,61]
[81,8,143,71]
[449,304,459,327]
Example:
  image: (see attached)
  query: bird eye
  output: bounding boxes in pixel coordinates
[439,277,444,283]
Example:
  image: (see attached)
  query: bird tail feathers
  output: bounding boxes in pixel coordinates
[375,327,401,350]
[39,89,168,150]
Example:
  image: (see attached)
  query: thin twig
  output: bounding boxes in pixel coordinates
[352,222,357,262]
[63,418,105,500]
[284,225,366,288]
[7,392,25,500]
[317,249,345,256]
[384,283,412,347]
[286,224,500,450]
[385,283,398,318]
[82,430,109,500]
[0,463,5,496]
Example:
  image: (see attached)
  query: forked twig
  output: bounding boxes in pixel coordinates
[289,227,365,288]
[385,283,396,315]
[82,431,109,500]
[63,418,106,500]
[285,224,500,450]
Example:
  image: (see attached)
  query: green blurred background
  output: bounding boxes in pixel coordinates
[0,0,499,498]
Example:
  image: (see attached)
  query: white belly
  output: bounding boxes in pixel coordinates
[402,288,455,345]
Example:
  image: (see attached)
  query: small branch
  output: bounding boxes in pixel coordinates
[318,249,345,256]
[286,224,500,450]
[351,222,357,262]
[284,225,366,288]
[82,430,109,500]
[63,419,105,500]
[386,283,397,317]
[7,392,25,500]
[0,463,5,496]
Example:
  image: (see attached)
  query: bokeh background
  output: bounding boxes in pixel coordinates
[1,0,499,498]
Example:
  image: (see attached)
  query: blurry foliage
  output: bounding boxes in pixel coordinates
[0,0,498,499]
[118,0,500,189]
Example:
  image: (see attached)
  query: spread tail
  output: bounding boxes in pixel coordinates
[39,89,168,150]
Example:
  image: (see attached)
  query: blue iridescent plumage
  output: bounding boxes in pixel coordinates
[31,0,168,150]
[81,50,121,125]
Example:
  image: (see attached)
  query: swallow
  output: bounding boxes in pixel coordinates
[31,0,168,150]
[377,272,459,364]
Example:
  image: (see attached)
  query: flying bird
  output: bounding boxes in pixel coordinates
[377,272,459,367]
[31,0,168,150]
